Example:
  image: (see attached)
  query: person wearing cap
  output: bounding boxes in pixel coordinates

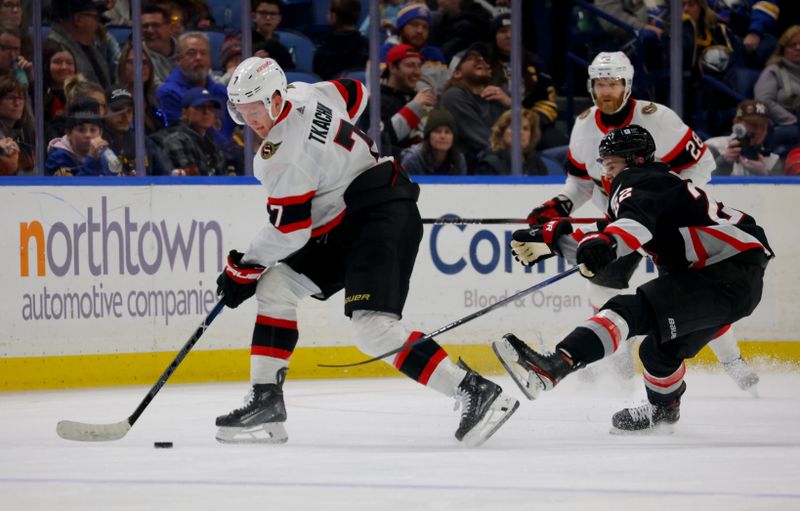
[313,0,369,80]
[399,107,466,175]
[440,41,509,170]
[47,0,113,89]
[429,0,492,61]
[487,12,568,150]
[45,97,122,177]
[103,85,167,175]
[378,44,437,159]
[157,32,234,143]
[380,2,448,94]
[706,99,781,176]
[155,87,226,176]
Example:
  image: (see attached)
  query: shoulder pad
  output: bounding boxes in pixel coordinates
[641,102,658,115]
[578,108,592,120]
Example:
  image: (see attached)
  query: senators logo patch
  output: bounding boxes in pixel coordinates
[642,103,657,115]
[261,141,281,160]
[578,108,591,120]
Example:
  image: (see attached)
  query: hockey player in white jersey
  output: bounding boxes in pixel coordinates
[214,57,518,446]
[525,52,759,393]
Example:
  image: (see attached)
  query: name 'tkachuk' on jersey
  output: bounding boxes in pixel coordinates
[245,79,380,267]
[564,99,715,213]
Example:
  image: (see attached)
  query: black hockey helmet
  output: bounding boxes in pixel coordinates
[598,124,656,165]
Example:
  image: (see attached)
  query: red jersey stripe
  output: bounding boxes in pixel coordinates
[268,190,316,206]
[311,209,346,237]
[276,218,313,233]
[605,225,642,251]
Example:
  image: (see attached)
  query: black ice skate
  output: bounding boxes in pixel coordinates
[610,401,680,434]
[453,359,519,447]
[492,333,576,400]
[722,357,760,397]
[216,368,288,444]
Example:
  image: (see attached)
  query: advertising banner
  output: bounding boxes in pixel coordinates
[1,180,797,366]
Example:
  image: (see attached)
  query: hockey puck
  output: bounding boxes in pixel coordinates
[154,442,173,448]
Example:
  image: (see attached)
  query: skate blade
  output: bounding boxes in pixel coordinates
[216,423,288,444]
[609,422,676,436]
[461,394,520,448]
[491,339,544,400]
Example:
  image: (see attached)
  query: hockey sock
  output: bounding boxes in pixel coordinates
[393,331,466,397]
[706,325,741,364]
[643,364,687,405]
[250,314,298,384]
[558,309,630,366]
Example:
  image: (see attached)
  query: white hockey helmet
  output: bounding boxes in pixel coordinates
[227,56,288,124]
[587,52,634,112]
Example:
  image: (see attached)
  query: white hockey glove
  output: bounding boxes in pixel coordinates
[510,220,573,267]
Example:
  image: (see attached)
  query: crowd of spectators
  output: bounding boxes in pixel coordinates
[0,0,797,177]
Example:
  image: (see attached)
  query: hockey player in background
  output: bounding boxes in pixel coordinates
[495,125,772,432]
[214,57,518,446]
[526,51,760,392]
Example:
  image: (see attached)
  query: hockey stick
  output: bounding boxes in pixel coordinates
[318,265,581,368]
[56,300,225,442]
[421,217,602,225]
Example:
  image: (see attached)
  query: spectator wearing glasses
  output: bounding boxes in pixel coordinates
[0,28,31,86]
[47,1,113,89]
[440,42,509,170]
[157,31,233,141]
[0,75,33,175]
[142,3,179,85]
[0,0,33,65]
[252,0,294,70]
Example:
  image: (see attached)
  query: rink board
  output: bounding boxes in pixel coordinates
[1,177,799,390]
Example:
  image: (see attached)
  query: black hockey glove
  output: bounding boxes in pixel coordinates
[576,232,617,279]
[510,220,573,267]
[216,250,267,308]
[527,195,573,226]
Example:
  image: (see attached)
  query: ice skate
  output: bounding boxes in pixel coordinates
[453,359,519,447]
[492,333,576,400]
[216,369,288,444]
[610,401,680,434]
[722,357,760,397]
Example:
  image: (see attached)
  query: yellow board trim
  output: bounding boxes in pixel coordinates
[2,342,799,391]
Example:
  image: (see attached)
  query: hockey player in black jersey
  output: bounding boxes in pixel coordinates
[494,125,772,433]
[213,57,518,446]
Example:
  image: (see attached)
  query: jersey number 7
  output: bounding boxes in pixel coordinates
[334,120,379,160]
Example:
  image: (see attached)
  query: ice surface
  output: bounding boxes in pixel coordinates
[2,370,799,510]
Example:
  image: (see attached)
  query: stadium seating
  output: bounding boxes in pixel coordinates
[107,26,132,46]
[206,30,226,72]
[285,70,322,84]
[275,30,316,72]
[208,1,242,33]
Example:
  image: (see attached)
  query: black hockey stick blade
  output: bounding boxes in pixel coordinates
[421,217,603,225]
[56,300,225,442]
[318,266,581,368]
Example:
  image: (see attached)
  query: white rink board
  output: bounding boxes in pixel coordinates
[1,181,797,358]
